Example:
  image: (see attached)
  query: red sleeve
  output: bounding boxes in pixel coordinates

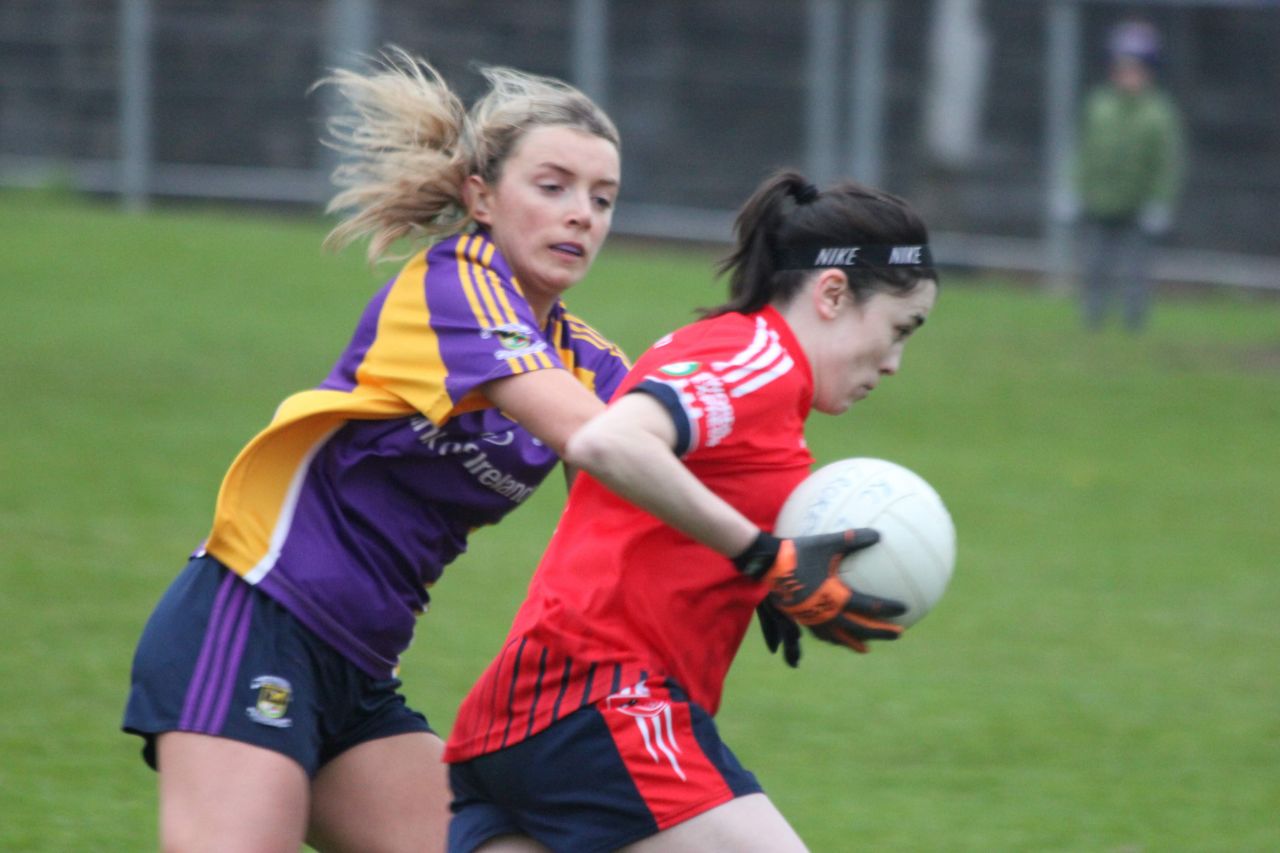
[624,314,802,457]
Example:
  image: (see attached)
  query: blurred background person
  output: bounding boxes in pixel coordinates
[1071,18,1187,333]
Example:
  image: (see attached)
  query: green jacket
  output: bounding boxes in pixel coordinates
[1075,85,1186,220]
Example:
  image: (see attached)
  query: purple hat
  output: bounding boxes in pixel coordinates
[1109,20,1161,68]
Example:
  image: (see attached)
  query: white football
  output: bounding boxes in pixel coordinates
[774,458,956,627]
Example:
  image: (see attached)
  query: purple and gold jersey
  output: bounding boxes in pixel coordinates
[201,231,629,678]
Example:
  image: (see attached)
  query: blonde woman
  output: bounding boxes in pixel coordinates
[123,50,628,852]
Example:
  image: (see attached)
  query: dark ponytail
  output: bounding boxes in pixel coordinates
[705,169,936,317]
[708,171,818,316]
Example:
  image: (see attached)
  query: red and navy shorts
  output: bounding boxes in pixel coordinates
[447,680,762,853]
[122,555,432,777]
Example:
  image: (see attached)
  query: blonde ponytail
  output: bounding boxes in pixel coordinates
[318,48,468,262]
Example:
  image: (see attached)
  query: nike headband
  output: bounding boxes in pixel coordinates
[774,243,934,270]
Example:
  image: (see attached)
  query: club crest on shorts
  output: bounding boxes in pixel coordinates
[246,675,294,728]
[607,683,687,781]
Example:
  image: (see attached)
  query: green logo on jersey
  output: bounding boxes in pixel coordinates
[496,328,534,350]
[659,361,701,377]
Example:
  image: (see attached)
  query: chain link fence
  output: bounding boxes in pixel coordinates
[3,0,1278,288]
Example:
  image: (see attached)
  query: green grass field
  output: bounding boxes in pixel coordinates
[2,190,1277,851]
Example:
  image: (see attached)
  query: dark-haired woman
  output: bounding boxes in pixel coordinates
[443,171,940,852]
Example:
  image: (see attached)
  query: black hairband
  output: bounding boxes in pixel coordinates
[774,243,935,270]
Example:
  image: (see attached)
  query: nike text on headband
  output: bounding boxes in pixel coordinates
[773,243,934,270]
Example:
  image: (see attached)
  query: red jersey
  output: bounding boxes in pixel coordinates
[445,306,815,762]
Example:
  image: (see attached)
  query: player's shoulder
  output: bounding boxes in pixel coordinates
[637,310,802,400]
[421,230,518,291]
[555,310,630,375]
[559,309,624,354]
[414,231,546,338]
[425,230,496,264]
[642,310,776,363]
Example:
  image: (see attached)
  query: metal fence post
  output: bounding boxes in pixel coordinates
[118,0,153,212]
[848,0,887,187]
[319,0,378,201]
[806,0,842,186]
[572,0,609,106]
[1045,0,1081,294]
[322,0,377,70]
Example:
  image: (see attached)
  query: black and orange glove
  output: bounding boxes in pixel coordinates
[735,529,906,654]
[755,597,803,667]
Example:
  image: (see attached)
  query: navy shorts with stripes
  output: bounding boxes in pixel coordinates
[447,680,762,853]
[122,555,432,777]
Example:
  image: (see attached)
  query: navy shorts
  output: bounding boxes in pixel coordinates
[447,681,762,853]
[122,555,432,777]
